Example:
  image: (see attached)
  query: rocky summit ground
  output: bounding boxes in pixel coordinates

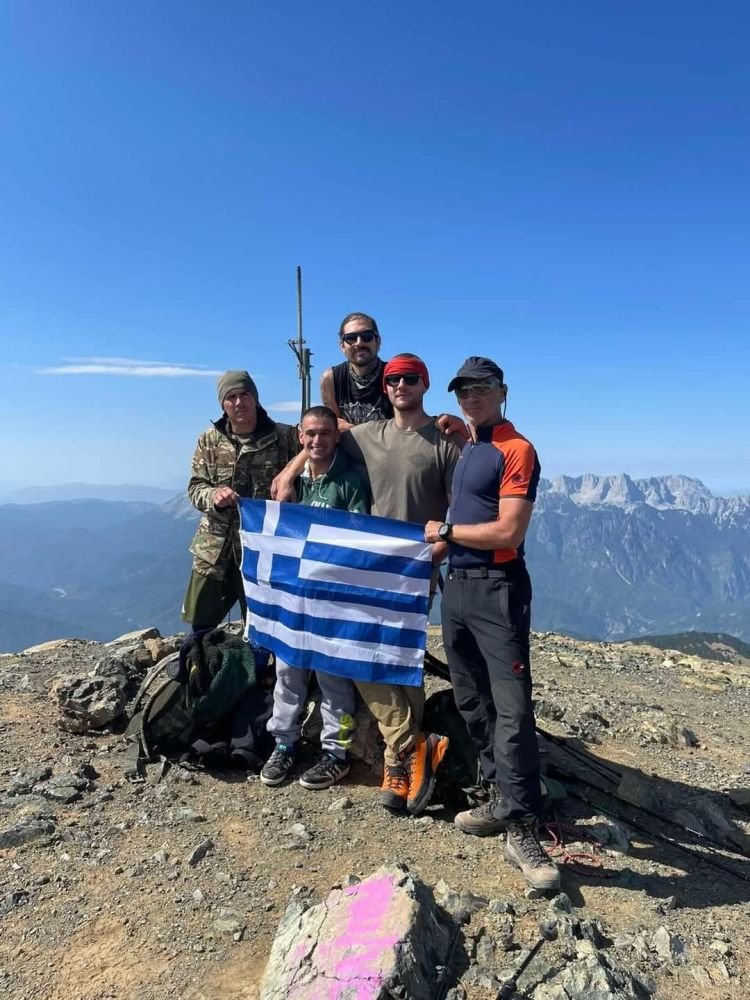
[1,626,750,999]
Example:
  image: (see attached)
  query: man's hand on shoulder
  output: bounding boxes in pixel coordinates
[436,412,469,442]
[213,486,239,509]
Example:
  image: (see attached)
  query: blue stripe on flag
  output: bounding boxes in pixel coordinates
[246,597,426,650]
[255,556,430,615]
[301,541,432,580]
[249,626,425,687]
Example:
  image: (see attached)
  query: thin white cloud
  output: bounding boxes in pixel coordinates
[38,357,222,377]
[267,400,302,413]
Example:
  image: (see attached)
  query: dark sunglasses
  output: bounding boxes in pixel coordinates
[455,381,496,398]
[384,373,421,387]
[341,330,376,345]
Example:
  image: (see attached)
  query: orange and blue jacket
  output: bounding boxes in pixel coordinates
[448,419,540,569]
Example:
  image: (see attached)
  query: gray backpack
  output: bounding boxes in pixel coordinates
[123,652,194,778]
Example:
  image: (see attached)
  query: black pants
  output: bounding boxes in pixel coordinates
[441,564,541,822]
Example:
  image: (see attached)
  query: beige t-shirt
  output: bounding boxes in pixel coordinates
[340,417,459,525]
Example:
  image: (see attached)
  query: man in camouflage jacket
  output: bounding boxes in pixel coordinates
[182,370,299,631]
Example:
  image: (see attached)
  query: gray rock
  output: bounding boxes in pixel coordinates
[34,772,89,804]
[547,892,573,914]
[0,817,56,849]
[328,796,352,812]
[0,890,29,916]
[462,965,498,989]
[260,865,452,1000]
[214,907,246,938]
[651,925,689,965]
[488,899,515,915]
[533,949,649,999]
[106,627,161,646]
[588,815,630,854]
[434,880,488,924]
[474,933,495,967]
[186,838,214,866]
[288,822,312,842]
[8,765,52,796]
[50,673,127,731]
[172,808,207,823]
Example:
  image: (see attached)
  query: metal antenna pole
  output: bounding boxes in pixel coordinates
[288,265,313,418]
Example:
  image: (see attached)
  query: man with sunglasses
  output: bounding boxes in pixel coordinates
[272,353,460,816]
[320,312,393,429]
[424,357,560,893]
[337,352,459,816]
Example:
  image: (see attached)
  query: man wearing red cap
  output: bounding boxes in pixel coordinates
[273,353,461,816]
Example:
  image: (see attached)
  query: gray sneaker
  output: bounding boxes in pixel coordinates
[455,793,507,837]
[504,821,561,892]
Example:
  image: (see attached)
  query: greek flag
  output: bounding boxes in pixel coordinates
[239,499,432,686]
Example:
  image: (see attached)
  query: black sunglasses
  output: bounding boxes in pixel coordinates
[384,373,421,387]
[341,330,376,345]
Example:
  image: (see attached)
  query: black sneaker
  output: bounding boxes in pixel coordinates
[260,744,296,787]
[454,789,507,837]
[299,752,350,790]
[504,821,561,892]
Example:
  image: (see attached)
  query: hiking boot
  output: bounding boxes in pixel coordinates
[380,762,409,811]
[455,790,507,837]
[299,752,350,790]
[260,743,296,787]
[504,821,561,892]
[404,732,449,816]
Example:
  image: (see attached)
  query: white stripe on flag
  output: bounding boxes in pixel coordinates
[254,614,423,667]
[255,503,282,582]
[305,523,432,561]
[243,579,426,632]
[299,559,429,596]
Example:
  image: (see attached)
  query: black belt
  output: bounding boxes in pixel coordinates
[448,566,517,579]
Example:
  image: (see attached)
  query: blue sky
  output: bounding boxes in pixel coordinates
[1,1,748,494]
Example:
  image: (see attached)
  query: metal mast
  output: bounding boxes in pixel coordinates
[288,265,312,417]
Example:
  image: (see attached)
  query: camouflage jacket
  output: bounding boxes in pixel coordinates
[188,410,299,579]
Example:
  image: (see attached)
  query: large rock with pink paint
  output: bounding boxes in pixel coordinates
[260,865,452,999]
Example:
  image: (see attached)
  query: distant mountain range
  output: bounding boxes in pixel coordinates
[0,474,748,652]
[0,482,180,505]
[526,474,750,641]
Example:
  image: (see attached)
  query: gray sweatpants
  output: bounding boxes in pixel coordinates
[268,660,356,759]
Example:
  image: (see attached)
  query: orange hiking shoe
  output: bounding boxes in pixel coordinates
[403,732,449,816]
[380,761,409,811]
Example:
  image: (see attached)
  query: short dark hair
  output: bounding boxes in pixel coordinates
[338,312,379,338]
[301,405,338,428]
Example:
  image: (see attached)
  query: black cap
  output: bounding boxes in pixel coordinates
[447,356,505,392]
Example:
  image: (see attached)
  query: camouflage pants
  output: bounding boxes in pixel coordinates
[181,560,247,631]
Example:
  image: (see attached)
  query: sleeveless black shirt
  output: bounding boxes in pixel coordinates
[331,359,393,424]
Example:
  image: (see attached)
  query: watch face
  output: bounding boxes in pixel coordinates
[439,523,451,540]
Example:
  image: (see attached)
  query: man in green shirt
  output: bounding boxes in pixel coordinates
[260,406,370,791]
[273,358,461,816]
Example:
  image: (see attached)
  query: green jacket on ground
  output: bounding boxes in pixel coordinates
[295,448,369,513]
[188,409,299,579]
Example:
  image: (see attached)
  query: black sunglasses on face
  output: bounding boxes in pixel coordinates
[384,373,421,387]
[341,330,376,345]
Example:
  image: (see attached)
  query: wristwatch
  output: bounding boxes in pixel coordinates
[438,522,453,541]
